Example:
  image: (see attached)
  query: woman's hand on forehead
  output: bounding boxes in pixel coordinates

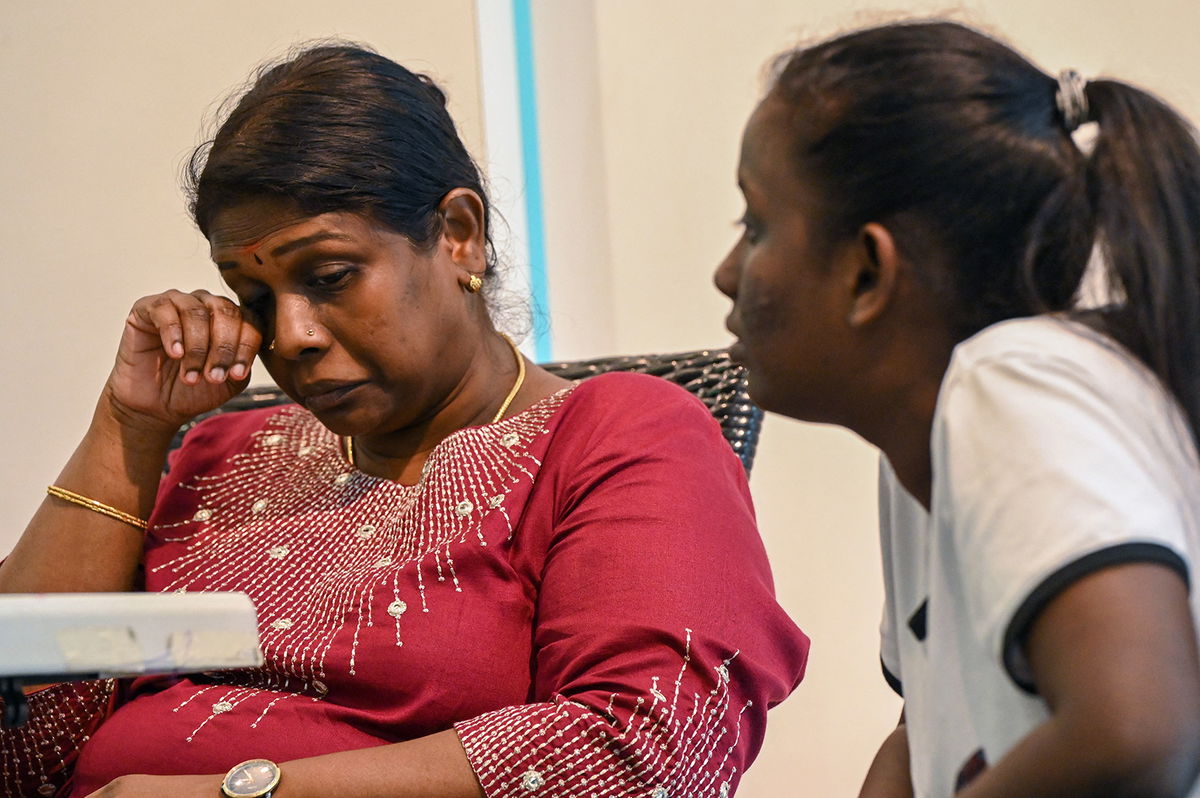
[103,288,262,435]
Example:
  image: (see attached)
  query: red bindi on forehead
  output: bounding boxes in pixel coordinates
[208,198,319,255]
[210,214,316,267]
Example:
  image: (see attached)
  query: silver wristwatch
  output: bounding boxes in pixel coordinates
[221,759,281,798]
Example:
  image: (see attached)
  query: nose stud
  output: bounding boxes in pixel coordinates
[267,330,313,350]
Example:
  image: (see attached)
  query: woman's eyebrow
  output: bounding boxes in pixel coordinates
[216,230,356,270]
[268,231,355,258]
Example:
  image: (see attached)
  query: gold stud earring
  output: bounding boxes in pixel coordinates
[467,274,483,293]
[267,340,276,352]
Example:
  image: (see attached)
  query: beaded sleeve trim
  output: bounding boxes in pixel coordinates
[0,680,115,797]
[455,629,746,798]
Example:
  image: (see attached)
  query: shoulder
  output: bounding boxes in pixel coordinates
[548,372,725,450]
[947,316,1149,389]
[168,403,301,475]
[539,371,743,476]
[570,370,706,401]
[154,403,305,525]
[187,402,288,437]
[935,315,1186,442]
[939,316,1170,421]
[931,315,1200,532]
[560,371,715,424]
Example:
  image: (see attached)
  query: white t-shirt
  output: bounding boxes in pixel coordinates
[879,315,1200,798]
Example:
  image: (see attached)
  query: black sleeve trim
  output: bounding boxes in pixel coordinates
[1003,542,1189,694]
[881,658,903,697]
[907,598,928,642]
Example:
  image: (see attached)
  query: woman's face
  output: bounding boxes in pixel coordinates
[714,96,859,423]
[209,197,483,437]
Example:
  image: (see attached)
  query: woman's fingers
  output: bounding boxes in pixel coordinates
[127,290,257,385]
[230,316,263,381]
[192,290,252,383]
[174,292,214,384]
[127,292,187,359]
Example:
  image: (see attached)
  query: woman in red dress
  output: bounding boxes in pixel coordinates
[0,44,808,798]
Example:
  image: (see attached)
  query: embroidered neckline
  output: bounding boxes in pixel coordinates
[338,384,578,489]
[146,382,577,741]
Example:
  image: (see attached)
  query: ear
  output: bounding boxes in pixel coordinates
[845,222,900,328]
[437,188,487,274]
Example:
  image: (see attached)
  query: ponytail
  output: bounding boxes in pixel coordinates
[1085,81,1200,449]
[769,21,1200,448]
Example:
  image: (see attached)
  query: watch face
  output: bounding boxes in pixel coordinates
[222,759,280,798]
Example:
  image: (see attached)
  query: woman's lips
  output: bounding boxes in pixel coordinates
[301,381,365,412]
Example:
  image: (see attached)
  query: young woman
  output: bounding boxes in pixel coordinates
[715,20,1200,798]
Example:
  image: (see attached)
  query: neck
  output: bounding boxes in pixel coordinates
[851,339,955,511]
[350,333,524,484]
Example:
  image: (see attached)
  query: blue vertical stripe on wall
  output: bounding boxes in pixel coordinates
[512,0,552,361]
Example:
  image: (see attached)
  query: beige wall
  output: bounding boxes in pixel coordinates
[548,1,1200,795]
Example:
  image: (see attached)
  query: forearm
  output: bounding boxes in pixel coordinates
[0,395,173,593]
[272,729,482,798]
[957,714,1198,798]
[859,721,913,798]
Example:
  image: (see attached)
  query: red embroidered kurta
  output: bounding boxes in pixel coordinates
[3,373,809,797]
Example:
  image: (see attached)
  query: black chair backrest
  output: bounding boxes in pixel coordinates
[171,348,763,473]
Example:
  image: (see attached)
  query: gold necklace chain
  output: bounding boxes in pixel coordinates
[489,333,527,424]
[345,333,526,468]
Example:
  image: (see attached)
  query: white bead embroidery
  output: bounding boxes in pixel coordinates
[145,391,571,743]
[456,628,746,798]
[520,769,545,790]
[3,391,595,782]
[0,681,116,796]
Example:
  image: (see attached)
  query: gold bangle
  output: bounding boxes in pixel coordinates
[46,485,148,530]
